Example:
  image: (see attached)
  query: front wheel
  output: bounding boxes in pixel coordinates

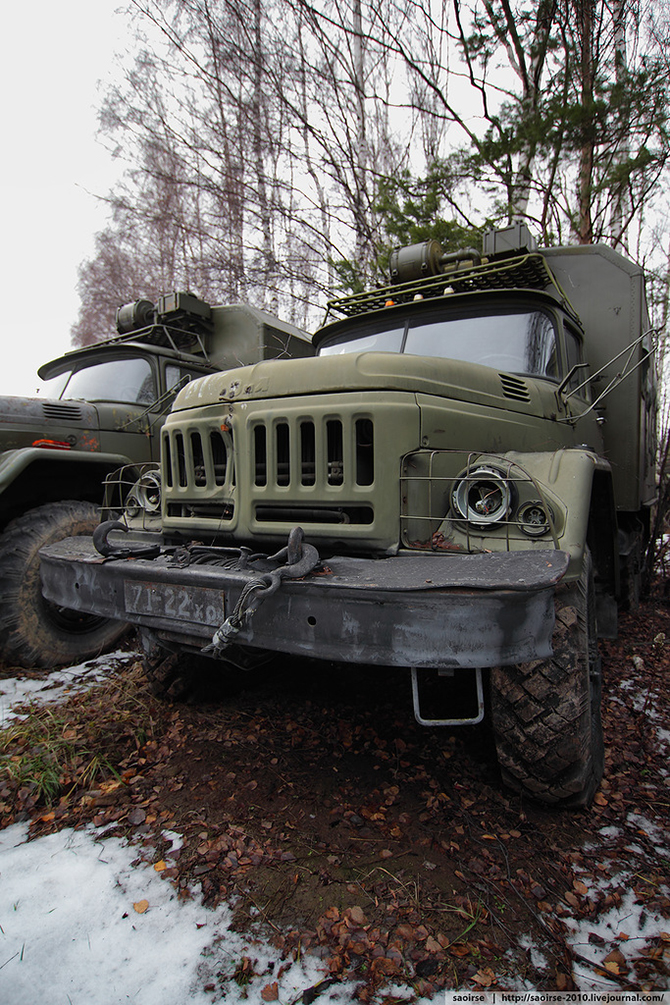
[0,500,128,669]
[490,549,604,808]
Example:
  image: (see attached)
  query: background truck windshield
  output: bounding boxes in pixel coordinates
[319,308,558,379]
[39,357,157,406]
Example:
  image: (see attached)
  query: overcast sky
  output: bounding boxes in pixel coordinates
[0,1,129,396]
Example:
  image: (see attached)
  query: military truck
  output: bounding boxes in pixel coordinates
[0,293,310,668]
[40,226,657,807]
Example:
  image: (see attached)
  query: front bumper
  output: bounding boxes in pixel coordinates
[40,537,568,670]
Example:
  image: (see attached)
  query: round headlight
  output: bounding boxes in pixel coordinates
[451,465,513,527]
[125,469,161,518]
[518,500,553,537]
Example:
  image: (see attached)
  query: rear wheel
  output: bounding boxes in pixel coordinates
[490,549,604,808]
[0,500,128,669]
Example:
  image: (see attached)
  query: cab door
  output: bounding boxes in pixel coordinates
[71,355,160,463]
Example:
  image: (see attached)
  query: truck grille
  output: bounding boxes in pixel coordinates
[252,417,374,488]
[250,415,375,525]
[162,425,235,522]
[160,396,423,551]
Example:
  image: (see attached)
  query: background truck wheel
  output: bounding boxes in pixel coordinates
[0,500,128,669]
[490,549,604,808]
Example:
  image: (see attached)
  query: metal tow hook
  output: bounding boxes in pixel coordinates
[92,520,161,559]
[203,527,320,655]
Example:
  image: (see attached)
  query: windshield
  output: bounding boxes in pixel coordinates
[319,308,559,380]
[39,357,157,406]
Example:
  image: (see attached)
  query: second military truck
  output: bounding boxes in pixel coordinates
[0,293,310,668]
[40,226,657,806]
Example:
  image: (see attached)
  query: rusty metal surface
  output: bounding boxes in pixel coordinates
[41,538,563,670]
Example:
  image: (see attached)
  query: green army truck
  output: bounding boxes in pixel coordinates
[0,293,310,668]
[40,226,657,806]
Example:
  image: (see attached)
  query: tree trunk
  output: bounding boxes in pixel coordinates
[576,0,595,244]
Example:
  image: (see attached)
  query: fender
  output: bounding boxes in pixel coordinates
[503,448,617,583]
[0,448,143,525]
[428,446,617,586]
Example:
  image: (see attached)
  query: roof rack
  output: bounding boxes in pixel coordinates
[325,253,574,321]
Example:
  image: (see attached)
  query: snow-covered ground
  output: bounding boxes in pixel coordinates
[0,655,668,1001]
[0,821,395,1005]
[0,655,432,1004]
[0,650,136,728]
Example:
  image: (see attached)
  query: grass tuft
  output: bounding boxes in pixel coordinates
[0,660,160,811]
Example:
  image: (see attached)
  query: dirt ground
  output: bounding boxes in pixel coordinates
[2,590,670,1000]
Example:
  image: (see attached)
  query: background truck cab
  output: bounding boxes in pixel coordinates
[0,293,310,668]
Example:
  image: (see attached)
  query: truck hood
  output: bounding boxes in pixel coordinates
[172,352,555,417]
[0,395,100,452]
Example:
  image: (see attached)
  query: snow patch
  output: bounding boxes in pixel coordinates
[0,823,435,1004]
[0,650,138,726]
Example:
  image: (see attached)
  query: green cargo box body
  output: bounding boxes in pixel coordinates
[542,245,657,514]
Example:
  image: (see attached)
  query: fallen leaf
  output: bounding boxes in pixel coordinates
[154,860,167,872]
[593,792,608,806]
[261,981,279,1001]
[99,779,123,794]
[472,967,495,987]
[603,948,627,972]
[449,944,471,957]
[573,880,588,896]
[133,900,149,914]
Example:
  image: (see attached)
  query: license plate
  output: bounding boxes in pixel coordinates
[123,581,224,626]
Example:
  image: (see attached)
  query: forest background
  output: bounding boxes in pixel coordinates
[72,0,670,356]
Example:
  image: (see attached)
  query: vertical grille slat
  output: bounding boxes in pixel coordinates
[163,434,173,488]
[276,422,290,486]
[355,418,374,486]
[210,431,228,486]
[254,425,267,486]
[326,419,344,485]
[191,432,206,486]
[300,421,316,486]
[175,432,187,487]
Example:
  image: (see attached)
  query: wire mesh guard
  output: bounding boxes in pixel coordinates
[101,462,162,530]
[400,449,560,553]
